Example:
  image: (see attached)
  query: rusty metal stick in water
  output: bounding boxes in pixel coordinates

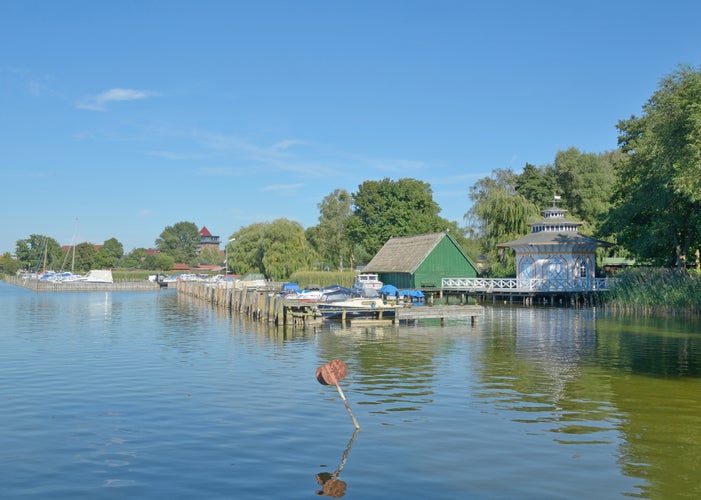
[334,382,360,430]
[316,359,360,430]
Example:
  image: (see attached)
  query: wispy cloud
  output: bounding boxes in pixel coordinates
[261,183,304,192]
[271,139,305,150]
[367,158,426,172]
[76,88,156,111]
[193,166,246,176]
[2,66,61,98]
[187,129,333,177]
[147,150,212,161]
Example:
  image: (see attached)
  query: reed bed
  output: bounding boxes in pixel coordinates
[287,270,356,288]
[604,268,701,315]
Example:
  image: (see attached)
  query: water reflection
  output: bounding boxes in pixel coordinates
[317,325,442,418]
[315,429,358,498]
[7,281,701,499]
[475,306,701,498]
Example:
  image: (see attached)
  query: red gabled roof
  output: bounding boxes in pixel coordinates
[172,263,191,270]
[200,226,212,237]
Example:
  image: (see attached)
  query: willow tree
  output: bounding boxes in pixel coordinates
[466,169,540,275]
[308,188,353,270]
[229,218,315,280]
[603,64,701,267]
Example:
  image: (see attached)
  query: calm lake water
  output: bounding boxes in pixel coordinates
[2,282,701,499]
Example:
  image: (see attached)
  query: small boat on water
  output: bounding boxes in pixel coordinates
[353,273,383,296]
[316,296,397,319]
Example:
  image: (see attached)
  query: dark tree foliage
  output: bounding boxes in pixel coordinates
[15,234,62,271]
[229,218,315,280]
[93,238,124,269]
[514,163,557,210]
[603,64,701,267]
[155,221,200,265]
[553,147,619,233]
[308,189,354,270]
[465,169,540,276]
[347,178,458,257]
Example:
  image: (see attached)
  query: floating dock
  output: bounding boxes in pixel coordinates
[396,305,481,325]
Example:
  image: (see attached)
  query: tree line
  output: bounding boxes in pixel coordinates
[466,64,701,275]
[0,178,461,279]
[2,64,699,280]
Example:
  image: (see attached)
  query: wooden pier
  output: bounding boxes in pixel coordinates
[396,305,481,326]
[176,282,482,327]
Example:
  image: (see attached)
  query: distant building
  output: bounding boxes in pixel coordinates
[363,232,478,289]
[198,226,220,254]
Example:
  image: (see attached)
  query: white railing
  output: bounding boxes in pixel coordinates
[441,277,609,292]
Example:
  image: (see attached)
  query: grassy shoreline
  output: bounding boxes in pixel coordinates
[603,268,701,315]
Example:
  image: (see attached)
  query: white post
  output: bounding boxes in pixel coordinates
[225,237,235,280]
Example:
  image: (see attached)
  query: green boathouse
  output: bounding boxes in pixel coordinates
[362,232,478,289]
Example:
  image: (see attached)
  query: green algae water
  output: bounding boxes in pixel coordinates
[1,282,700,499]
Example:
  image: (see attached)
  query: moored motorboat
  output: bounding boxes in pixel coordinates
[316,296,397,319]
[352,273,383,296]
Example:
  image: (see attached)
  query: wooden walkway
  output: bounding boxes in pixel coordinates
[176,282,483,327]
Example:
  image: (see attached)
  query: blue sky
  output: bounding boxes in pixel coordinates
[2,1,700,254]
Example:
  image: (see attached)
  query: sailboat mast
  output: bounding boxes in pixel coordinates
[72,218,78,273]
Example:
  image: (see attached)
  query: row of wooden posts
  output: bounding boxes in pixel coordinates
[177,282,316,326]
[177,282,484,327]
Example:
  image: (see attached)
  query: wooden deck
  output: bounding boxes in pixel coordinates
[396,305,481,325]
[326,304,483,326]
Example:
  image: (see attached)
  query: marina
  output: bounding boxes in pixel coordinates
[176,281,483,327]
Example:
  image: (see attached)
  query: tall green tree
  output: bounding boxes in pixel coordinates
[261,219,316,280]
[74,242,98,272]
[155,221,200,265]
[199,245,222,266]
[228,223,266,275]
[15,234,62,271]
[514,162,557,210]
[308,188,353,271]
[346,177,457,257]
[553,147,619,233]
[121,248,148,269]
[603,64,701,267]
[93,237,124,269]
[229,219,315,280]
[0,252,22,275]
[144,252,175,271]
